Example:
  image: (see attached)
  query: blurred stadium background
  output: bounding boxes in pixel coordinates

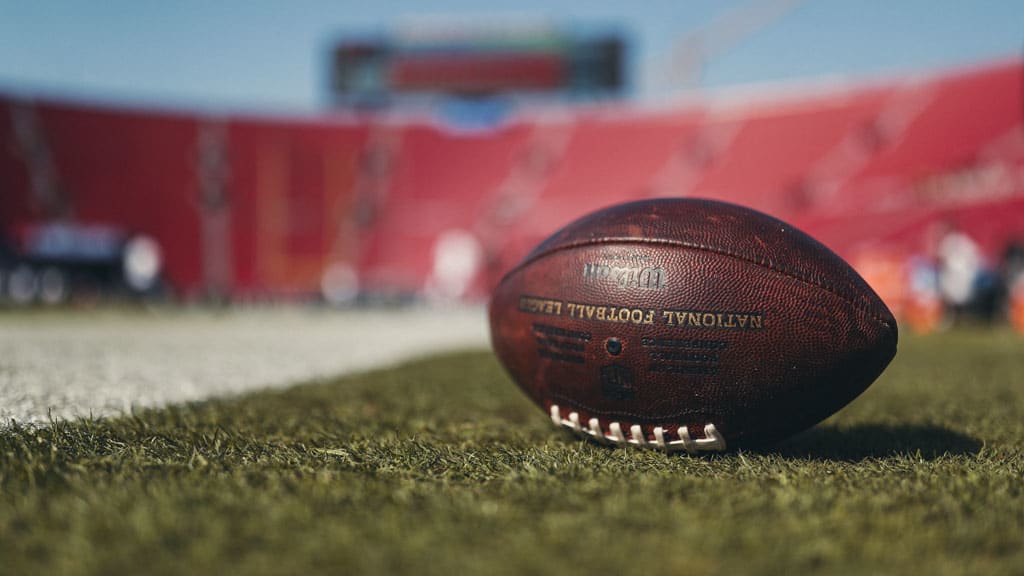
[1,2,1022,336]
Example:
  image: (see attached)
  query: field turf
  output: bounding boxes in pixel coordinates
[1,329,1022,575]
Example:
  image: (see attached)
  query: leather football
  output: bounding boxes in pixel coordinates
[489,198,898,453]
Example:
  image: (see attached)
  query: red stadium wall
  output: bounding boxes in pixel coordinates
[355,121,533,299]
[0,99,205,292]
[1,58,1021,306]
[488,109,705,272]
[225,117,368,298]
[0,104,34,229]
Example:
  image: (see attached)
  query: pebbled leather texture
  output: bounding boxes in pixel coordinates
[489,198,898,448]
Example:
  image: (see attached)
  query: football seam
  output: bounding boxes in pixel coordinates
[547,392,763,445]
[548,404,728,453]
[507,236,895,331]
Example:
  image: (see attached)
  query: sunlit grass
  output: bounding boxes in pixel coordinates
[2,329,1022,575]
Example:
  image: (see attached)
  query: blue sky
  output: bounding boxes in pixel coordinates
[0,1,1020,111]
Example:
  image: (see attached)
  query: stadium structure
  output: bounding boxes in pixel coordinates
[0,27,1022,329]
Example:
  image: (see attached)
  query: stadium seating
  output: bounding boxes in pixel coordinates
[0,99,204,292]
[226,117,368,298]
[487,110,704,279]
[355,122,533,298]
[1,58,1021,307]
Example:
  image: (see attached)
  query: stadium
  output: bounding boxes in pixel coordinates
[1,3,1022,574]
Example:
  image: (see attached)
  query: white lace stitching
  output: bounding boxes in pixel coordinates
[549,404,727,454]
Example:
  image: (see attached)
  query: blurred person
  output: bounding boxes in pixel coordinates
[998,242,1024,285]
[904,254,943,334]
[935,220,988,323]
[1009,276,1024,333]
[998,242,1024,332]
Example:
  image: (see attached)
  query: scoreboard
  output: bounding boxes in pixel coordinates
[329,24,626,106]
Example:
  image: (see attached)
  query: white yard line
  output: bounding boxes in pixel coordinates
[0,307,490,424]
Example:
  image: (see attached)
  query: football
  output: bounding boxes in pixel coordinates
[489,198,898,453]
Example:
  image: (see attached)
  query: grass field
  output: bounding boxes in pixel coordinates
[1,329,1022,575]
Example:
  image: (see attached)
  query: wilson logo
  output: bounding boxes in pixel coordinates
[583,263,666,290]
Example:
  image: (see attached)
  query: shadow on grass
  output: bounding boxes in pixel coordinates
[762,423,982,462]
